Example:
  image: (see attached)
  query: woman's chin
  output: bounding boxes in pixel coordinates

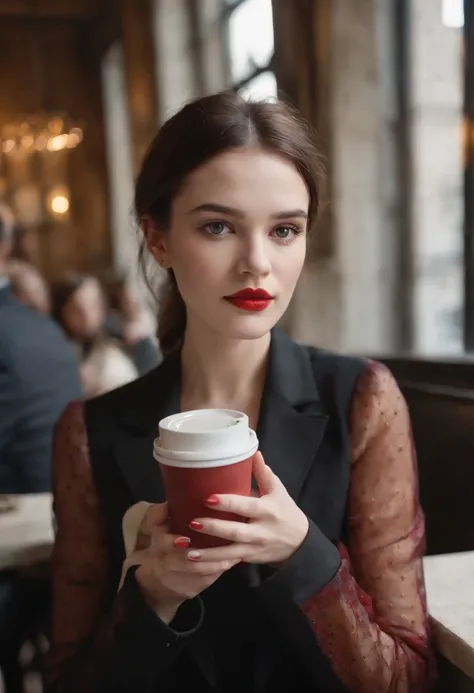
[218,312,280,341]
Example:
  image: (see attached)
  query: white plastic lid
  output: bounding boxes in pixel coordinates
[153,409,258,468]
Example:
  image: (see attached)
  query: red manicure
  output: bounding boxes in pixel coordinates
[189,520,203,531]
[205,495,220,506]
[174,537,191,548]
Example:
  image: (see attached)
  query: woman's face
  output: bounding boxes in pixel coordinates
[152,149,310,342]
[62,278,105,340]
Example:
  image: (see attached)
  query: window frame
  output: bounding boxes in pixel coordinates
[220,0,276,92]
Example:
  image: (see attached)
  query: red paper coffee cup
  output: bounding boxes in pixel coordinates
[153,410,258,548]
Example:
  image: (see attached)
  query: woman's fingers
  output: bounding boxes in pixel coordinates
[204,493,261,518]
[252,451,276,495]
[190,517,262,543]
[151,529,191,554]
[140,535,242,586]
[185,543,248,563]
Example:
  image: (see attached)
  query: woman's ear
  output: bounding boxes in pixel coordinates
[140,216,172,269]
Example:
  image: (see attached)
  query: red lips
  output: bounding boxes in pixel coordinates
[224,288,274,312]
[227,288,273,300]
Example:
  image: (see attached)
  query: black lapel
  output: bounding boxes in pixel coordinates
[112,329,327,689]
[257,328,328,501]
[113,354,181,504]
[114,329,327,505]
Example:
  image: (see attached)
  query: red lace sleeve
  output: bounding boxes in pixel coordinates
[47,401,112,686]
[302,362,436,692]
[47,402,206,693]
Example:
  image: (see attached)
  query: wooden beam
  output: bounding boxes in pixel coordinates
[119,0,159,173]
[0,0,98,19]
[88,0,120,61]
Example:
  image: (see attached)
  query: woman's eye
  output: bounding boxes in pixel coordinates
[272,226,296,240]
[204,221,230,236]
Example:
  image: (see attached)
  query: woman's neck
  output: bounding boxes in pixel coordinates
[180,323,271,413]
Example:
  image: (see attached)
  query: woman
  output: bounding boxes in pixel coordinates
[51,273,138,397]
[103,274,161,375]
[47,93,435,692]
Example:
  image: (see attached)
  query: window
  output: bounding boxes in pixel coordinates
[224,0,276,98]
[442,0,464,28]
[239,70,277,100]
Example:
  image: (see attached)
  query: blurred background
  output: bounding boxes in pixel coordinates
[0,0,470,357]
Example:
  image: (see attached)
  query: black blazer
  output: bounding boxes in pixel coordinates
[49,327,373,692]
[0,285,82,493]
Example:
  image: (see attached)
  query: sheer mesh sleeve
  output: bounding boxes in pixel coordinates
[46,403,202,693]
[46,401,114,688]
[302,362,436,692]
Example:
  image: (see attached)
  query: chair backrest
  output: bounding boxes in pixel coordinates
[400,383,474,556]
[377,355,474,390]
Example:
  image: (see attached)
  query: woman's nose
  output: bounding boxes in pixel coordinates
[237,237,272,277]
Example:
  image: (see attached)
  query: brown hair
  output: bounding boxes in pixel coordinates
[51,272,106,340]
[134,91,325,358]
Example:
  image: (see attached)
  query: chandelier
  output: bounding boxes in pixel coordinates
[0,113,83,156]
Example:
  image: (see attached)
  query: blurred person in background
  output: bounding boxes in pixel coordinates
[0,204,81,493]
[6,258,51,315]
[51,273,138,398]
[104,274,161,374]
[0,204,81,691]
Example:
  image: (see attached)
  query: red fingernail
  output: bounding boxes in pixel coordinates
[189,520,203,531]
[188,551,201,561]
[174,537,191,548]
[205,495,220,506]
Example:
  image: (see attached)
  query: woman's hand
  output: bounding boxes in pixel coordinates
[133,503,240,624]
[185,452,309,566]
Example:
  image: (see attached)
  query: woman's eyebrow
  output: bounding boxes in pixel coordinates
[188,203,245,218]
[271,209,308,220]
[188,203,308,220]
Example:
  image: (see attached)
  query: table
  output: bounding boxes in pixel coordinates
[424,551,474,680]
[0,493,54,571]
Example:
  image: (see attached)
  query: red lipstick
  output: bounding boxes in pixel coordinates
[224,288,274,312]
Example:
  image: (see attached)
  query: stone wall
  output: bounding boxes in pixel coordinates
[291,0,399,354]
[292,0,463,356]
